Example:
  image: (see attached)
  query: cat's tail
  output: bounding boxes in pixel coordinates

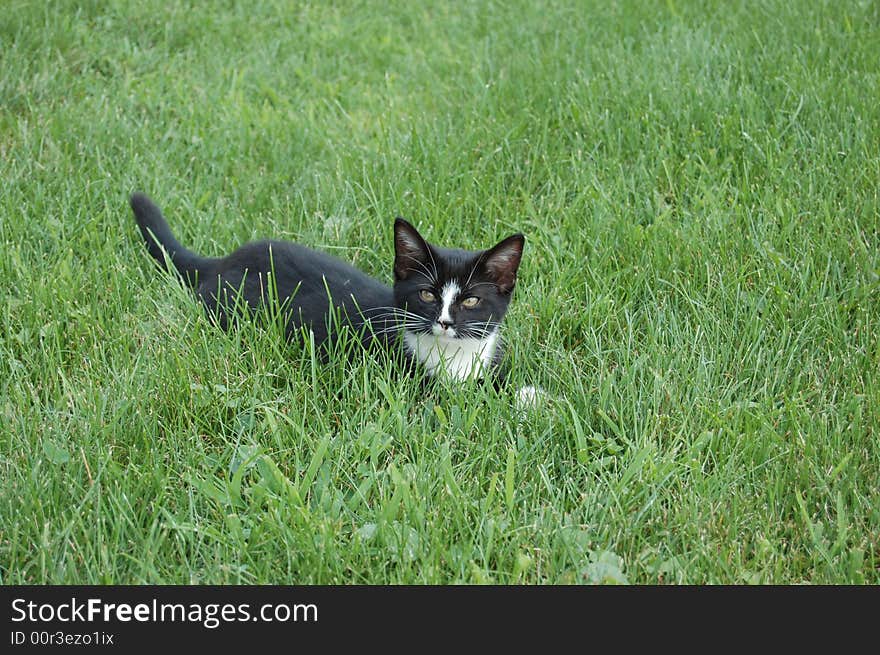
[130,192,212,287]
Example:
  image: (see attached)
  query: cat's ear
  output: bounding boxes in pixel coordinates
[482,234,525,294]
[394,218,432,280]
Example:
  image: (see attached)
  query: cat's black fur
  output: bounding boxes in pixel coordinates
[130,192,524,381]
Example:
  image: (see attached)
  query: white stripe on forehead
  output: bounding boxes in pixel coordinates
[438,281,460,324]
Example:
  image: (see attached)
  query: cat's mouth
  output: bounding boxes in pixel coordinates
[430,323,458,339]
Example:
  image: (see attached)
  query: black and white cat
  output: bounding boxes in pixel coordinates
[130,193,524,384]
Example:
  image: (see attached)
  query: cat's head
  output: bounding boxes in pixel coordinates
[392,218,524,340]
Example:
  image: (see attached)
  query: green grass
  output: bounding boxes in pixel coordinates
[1,0,878,584]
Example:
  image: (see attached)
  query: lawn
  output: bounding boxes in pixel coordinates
[1,0,878,584]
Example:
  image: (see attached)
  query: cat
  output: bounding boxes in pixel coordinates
[129,192,525,384]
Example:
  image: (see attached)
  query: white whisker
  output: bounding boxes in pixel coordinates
[465,281,500,290]
[423,244,440,284]
[464,252,485,288]
[401,254,438,283]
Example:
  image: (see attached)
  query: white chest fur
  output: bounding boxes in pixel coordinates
[404,330,499,380]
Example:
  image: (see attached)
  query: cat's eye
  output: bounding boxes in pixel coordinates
[419,289,437,303]
[461,296,480,309]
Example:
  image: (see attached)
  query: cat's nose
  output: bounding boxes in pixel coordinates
[438,320,453,330]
